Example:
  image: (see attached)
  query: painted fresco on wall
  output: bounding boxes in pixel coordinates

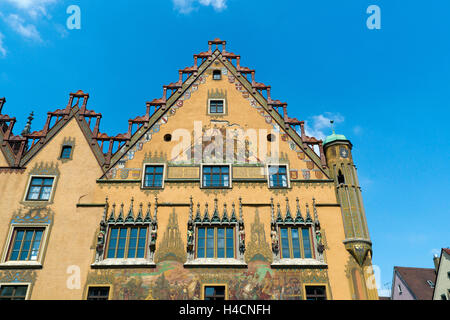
[86,260,329,300]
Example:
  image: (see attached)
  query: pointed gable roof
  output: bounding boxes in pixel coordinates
[101,39,330,179]
[1,40,330,177]
[0,91,107,171]
[394,267,436,300]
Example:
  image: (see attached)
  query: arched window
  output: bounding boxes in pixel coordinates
[337,169,345,184]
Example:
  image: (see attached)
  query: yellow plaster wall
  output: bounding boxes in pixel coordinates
[83,60,361,299]
[0,117,103,300]
[0,149,9,167]
[0,57,376,300]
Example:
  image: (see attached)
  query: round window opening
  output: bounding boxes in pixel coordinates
[267,134,276,142]
[164,134,172,142]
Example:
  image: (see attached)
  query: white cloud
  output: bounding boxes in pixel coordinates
[4,14,42,42]
[304,112,345,141]
[173,0,227,14]
[4,0,58,18]
[0,33,7,57]
[431,248,441,257]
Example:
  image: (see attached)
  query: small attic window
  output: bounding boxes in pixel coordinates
[213,70,222,80]
[60,145,73,159]
[209,100,225,114]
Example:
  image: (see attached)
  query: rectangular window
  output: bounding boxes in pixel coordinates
[87,287,110,300]
[196,227,234,259]
[268,165,288,188]
[26,177,54,201]
[209,100,224,114]
[204,286,226,300]
[279,227,314,259]
[213,70,222,80]
[143,165,164,188]
[8,228,44,261]
[0,285,28,300]
[106,227,148,259]
[305,286,327,300]
[202,165,230,188]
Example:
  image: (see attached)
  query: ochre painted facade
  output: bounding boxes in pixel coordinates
[0,39,378,300]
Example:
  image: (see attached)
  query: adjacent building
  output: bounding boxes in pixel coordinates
[390,267,436,300]
[0,39,378,300]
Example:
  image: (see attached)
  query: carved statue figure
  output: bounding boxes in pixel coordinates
[150,224,157,246]
[270,225,279,253]
[187,225,194,247]
[239,224,246,253]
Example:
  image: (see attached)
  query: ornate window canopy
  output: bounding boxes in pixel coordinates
[185,197,246,268]
[270,197,327,268]
[91,197,158,268]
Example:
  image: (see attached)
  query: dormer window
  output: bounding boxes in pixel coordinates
[213,70,222,80]
[60,145,73,159]
[208,100,225,115]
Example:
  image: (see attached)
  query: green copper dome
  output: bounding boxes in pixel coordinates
[323,132,348,145]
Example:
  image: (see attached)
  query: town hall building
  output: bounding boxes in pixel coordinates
[0,39,378,300]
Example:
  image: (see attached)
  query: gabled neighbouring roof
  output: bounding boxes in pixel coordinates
[394,266,436,300]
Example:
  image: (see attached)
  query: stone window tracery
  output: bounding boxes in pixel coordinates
[94,197,158,266]
[186,197,245,264]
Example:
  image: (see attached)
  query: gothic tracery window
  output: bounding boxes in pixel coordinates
[95,199,158,263]
[187,197,245,262]
[271,198,323,262]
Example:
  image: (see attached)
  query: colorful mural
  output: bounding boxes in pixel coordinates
[86,260,329,300]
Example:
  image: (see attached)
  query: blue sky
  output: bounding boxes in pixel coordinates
[0,0,449,297]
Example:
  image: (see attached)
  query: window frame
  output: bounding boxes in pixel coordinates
[195,226,235,259]
[104,225,149,260]
[85,285,112,300]
[0,284,30,300]
[59,145,73,160]
[200,164,232,189]
[208,99,226,115]
[6,227,45,262]
[23,175,57,202]
[141,163,166,189]
[202,284,227,300]
[212,70,222,80]
[278,226,315,259]
[1,224,50,267]
[304,284,327,300]
[266,164,290,189]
